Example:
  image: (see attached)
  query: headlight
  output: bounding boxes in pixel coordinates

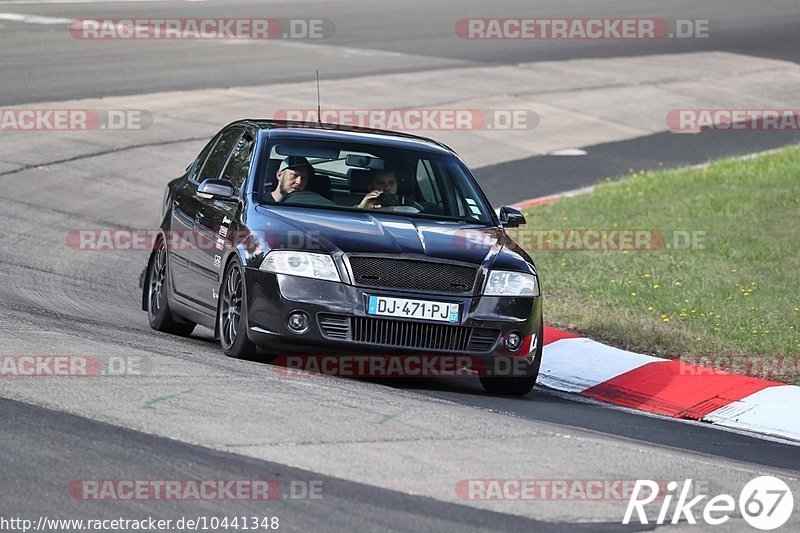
[484,270,539,296]
[260,251,341,282]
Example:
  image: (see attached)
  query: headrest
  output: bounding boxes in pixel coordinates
[263,159,281,196]
[306,173,333,200]
[348,168,375,193]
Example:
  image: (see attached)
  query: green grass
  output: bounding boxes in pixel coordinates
[517,146,800,382]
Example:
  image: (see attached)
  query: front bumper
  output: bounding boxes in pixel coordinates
[244,268,542,358]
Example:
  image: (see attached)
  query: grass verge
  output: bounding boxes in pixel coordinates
[517,146,800,383]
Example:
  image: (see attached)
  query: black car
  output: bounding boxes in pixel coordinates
[142,120,542,395]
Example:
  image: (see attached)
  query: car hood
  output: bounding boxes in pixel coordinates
[253,205,506,267]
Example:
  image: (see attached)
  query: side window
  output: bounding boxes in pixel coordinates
[441,161,488,221]
[198,129,241,183]
[416,159,441,204]
[221,133,255,192]
[187,136,218,183]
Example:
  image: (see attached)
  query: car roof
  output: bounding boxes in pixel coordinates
[228,119,456,156]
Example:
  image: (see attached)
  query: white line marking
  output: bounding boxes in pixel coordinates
[1,0,202,4]
[0,12,404,59]
[548,148,587,156]
[218,38,407,58]
[0,13,71,24]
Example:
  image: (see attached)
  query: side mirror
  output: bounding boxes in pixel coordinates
[197,179,237,201]
[498,206,526,228]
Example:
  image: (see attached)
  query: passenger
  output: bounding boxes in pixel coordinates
[357,168,422,213]
[357,169,398,211]
[272,156,313,202]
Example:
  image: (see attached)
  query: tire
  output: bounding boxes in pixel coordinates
[479,319,543,396]
[218,259,257,358]
[146,237,196,336]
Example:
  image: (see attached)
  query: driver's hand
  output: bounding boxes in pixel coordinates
[358,190,383,209]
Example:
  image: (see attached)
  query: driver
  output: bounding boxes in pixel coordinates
[271,156,313,202]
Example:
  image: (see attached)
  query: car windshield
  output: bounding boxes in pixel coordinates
[257,137,495,225]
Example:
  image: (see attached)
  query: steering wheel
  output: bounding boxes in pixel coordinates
[280,190,335,205]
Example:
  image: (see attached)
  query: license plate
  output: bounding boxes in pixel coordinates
[367,295,459,323]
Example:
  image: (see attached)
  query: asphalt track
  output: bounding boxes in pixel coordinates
[2,0,800,105]
[476,128,800,205]
[3,398,598,533]
[1,0,800,530]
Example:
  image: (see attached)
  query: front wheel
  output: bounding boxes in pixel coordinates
[479,320,543,396]
[218,259,256,359]
[146,238,196,336]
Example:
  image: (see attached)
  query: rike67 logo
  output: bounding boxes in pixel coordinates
[624,477,794,530]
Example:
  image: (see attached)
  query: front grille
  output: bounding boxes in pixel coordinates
[318,314,499,353]
[353,316,471,351]
[348,257,478,294]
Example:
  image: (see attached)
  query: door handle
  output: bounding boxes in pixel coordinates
[195,211,205,223]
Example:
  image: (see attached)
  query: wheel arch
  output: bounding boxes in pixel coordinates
[213,247,249,340]
[140,230,168,311]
